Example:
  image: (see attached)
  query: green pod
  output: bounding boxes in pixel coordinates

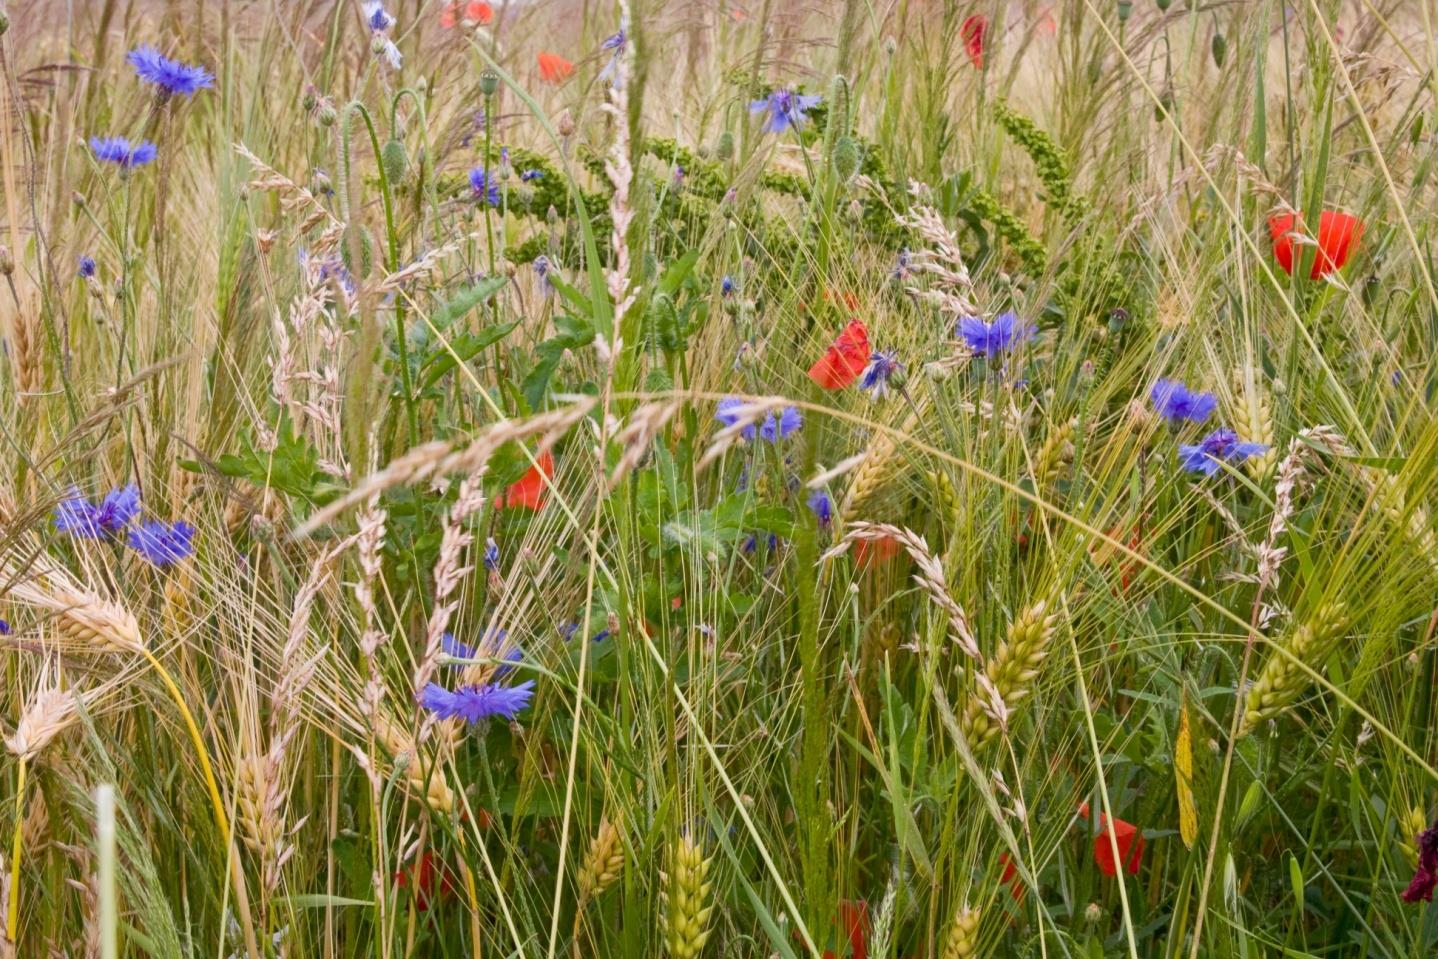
[380,138,408,184]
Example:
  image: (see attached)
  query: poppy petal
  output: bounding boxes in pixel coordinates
[496,451,554,510]
[961,15,987,68]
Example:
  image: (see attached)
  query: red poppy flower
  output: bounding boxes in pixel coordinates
[854,534,900,567]
[961,15,988,68]
[537,51,575,84]
[495,451,554,510]
[800,899,868,959]
[1268,210,1364,279]
[997,852,1026,902]
[440,1,493,27]
[1078,803,1145,877]
[394,851,459,910]
[808,319,871,389]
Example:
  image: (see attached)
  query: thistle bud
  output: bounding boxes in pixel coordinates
[317,103,338,127]
[556,110,576,137]
[302,87,317,112]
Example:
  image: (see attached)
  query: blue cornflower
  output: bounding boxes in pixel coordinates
[89,137,157,170]
[749,88,821,134]
[0,619,9,635]
[860,350,903,398]
[741,531,779,554]
[807,489,833,529]
[54,485,140,538]
[715,397,758,441]
[533,255,556,295]
[441,632,475,660]
[891,248,912,282]
[599,29,627,84]
[468,167,500,206]
[519,168,544,182]
[759,407,803,442]
[126,520,196,567]
[126,46,213,98]
[421,680,535,723]
[957,311,1035,358]
[672,164,686,187]
[1150,379,1217,425]
[78,255,96,278]
[721,275,735,297]
[1177,428,1268,477]
[364,1,395,31]
[483,537,500,571]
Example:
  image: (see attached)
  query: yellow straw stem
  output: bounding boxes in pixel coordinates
[6,757,26,941]
[137,648,260,959]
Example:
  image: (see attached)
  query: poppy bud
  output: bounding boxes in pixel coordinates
[1155,0,1172,9]
[381,138,408,183]
[1154,90,1174,121]
[479,70,499,97]
[556,110,576,137]
[1211,32,1227,67]
[831,135,861,181]
[0,245,13,276]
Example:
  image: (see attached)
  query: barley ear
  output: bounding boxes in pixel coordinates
[942,904,982,959]
[1230,367,1277,480]
[961,601,1058,749]
[660,835,714,959]
[1239,603,1346,737]
[576,816,625,905]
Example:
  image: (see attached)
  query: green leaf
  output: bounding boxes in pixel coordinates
[429,275,509,331]
[279,894,374,909]
[420,320,519,387]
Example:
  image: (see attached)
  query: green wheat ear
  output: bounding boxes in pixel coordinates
[1239,603,1347,737]
[659,835,714,958]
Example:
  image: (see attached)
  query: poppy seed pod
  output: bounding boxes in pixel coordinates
[479,70,499,97]
[1211,32,1227,67]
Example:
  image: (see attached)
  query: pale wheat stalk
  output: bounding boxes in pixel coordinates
[293,400,595,538]
[895,204,981,317]
[823,522,980,661]
[5,568,142,655]
[415,472,487,700]
[601,3,637,345]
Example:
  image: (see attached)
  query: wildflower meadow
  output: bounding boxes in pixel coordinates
[2,1,1437,956]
